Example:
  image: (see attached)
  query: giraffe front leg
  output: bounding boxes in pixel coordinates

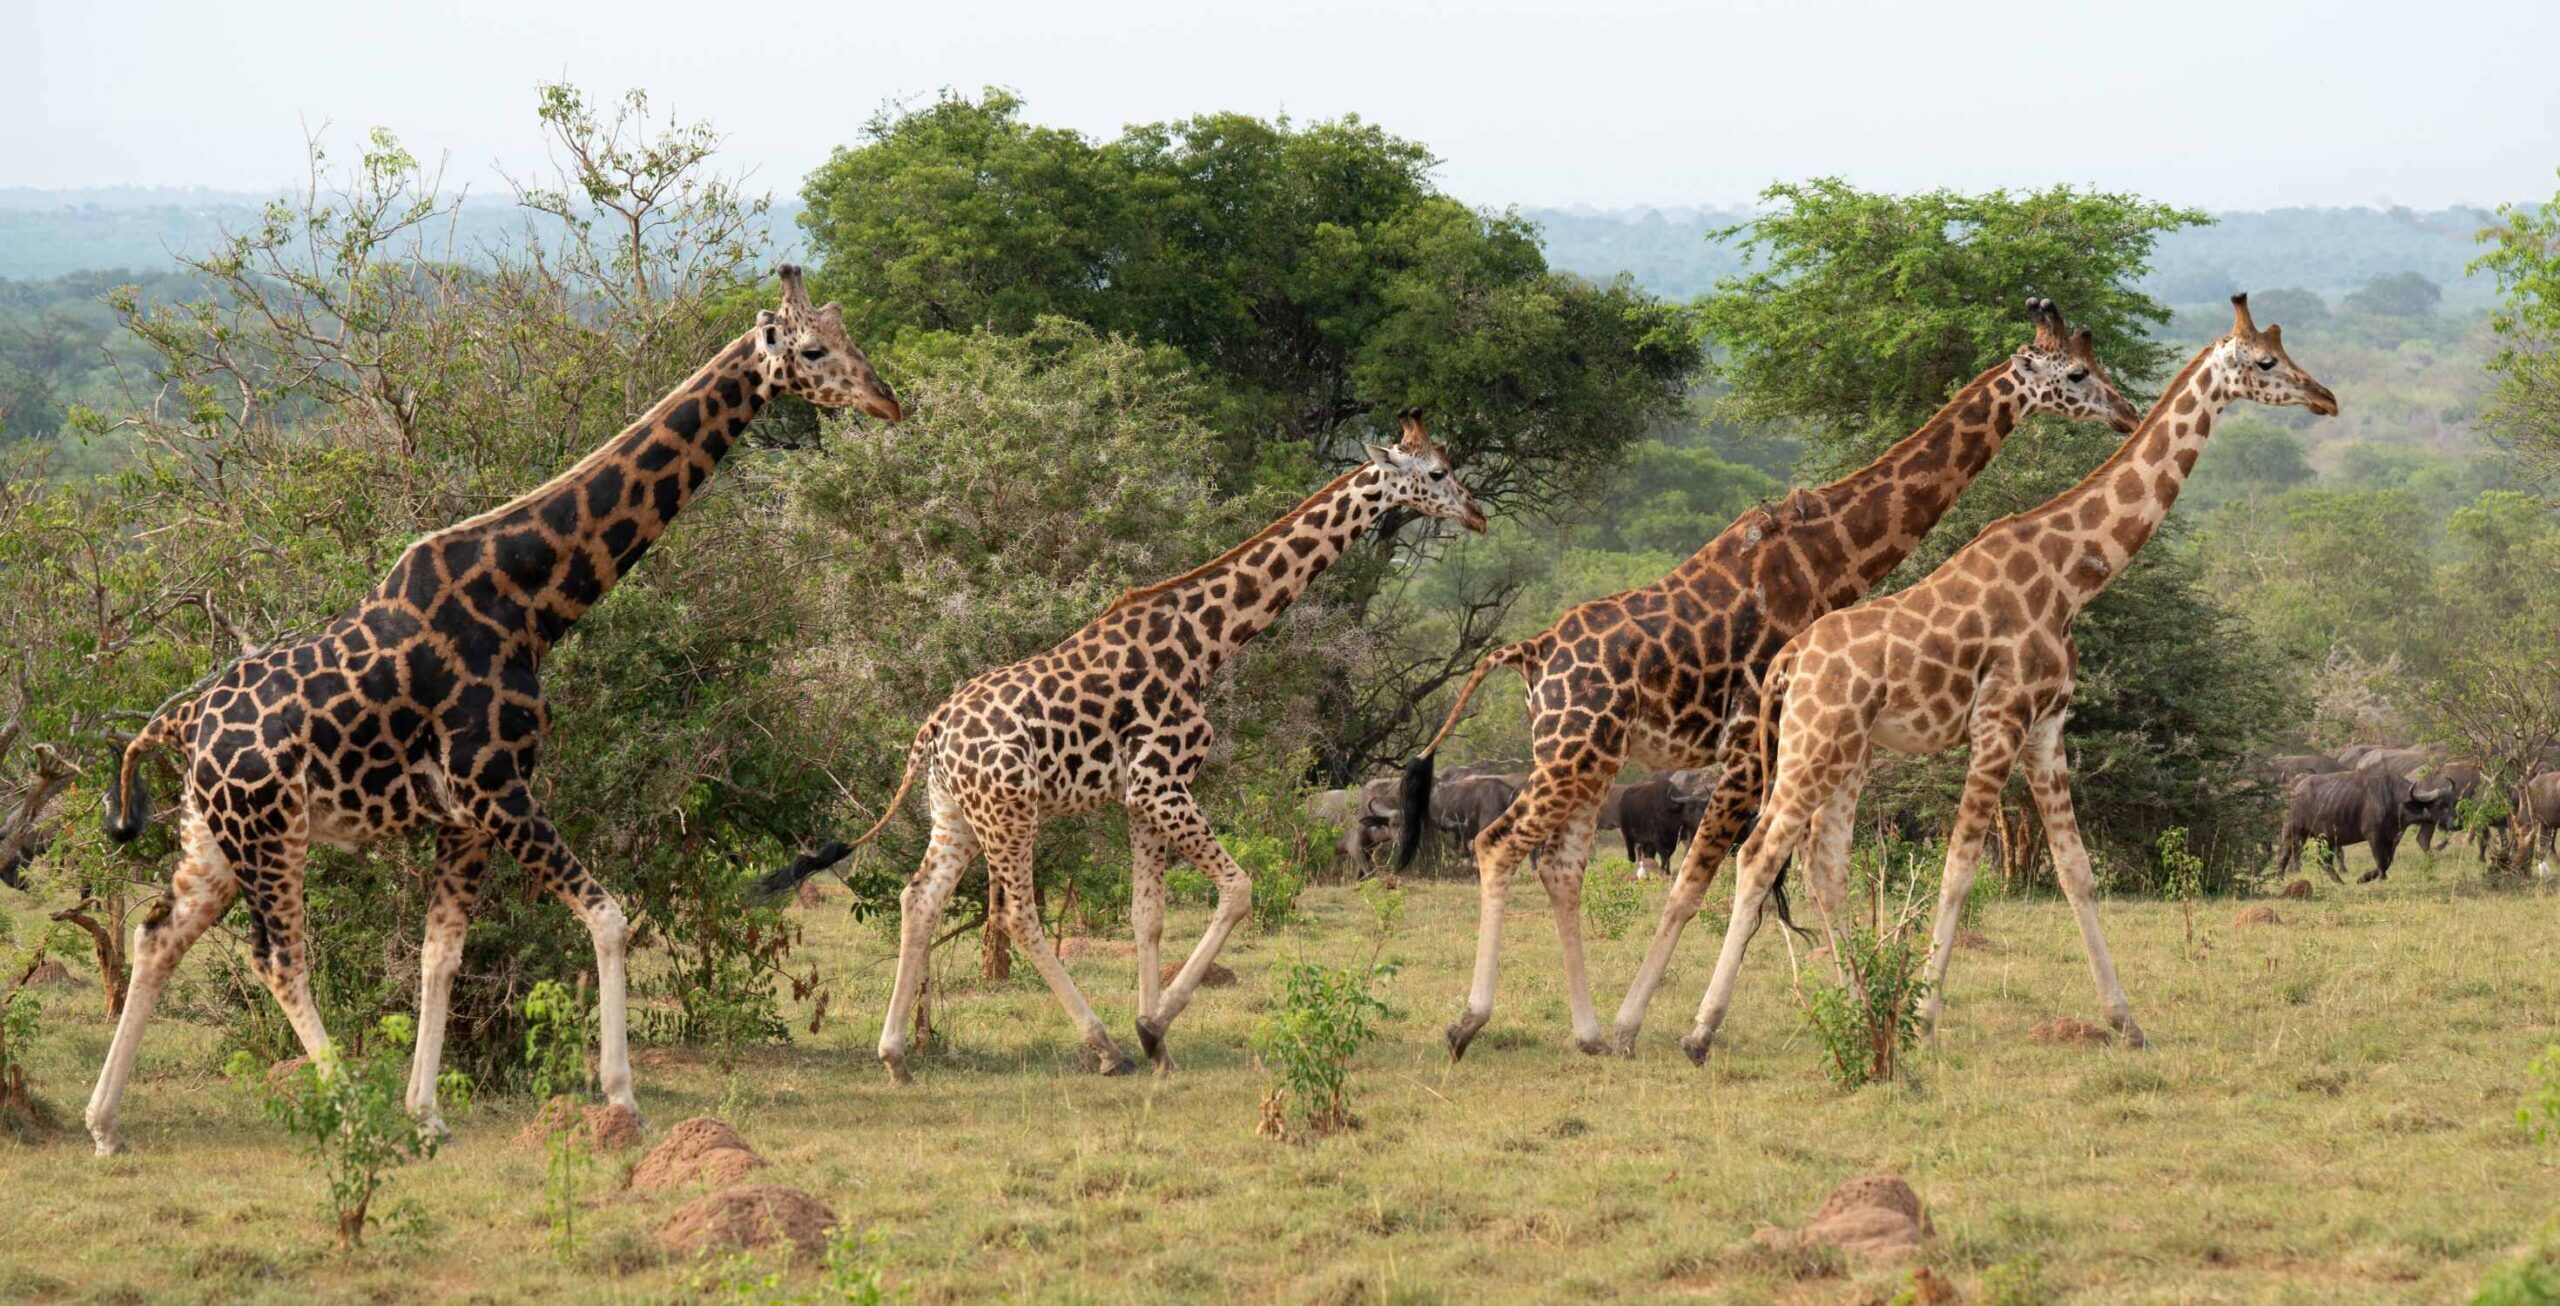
[408,827,488,1136]
[476,788,641,1121]
[1125,810,1172,1069]
[878,801,975,1084]
[1615,744,1763,1055]
[2023,716,2144,1047]
[1681,798,1813,1068]
[979,811,1133,1075]
[1921,716,2022,1038]
[1128,784,1252,1073]
[88,819,238,1157]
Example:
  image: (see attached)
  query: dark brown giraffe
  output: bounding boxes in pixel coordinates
[84,267,900,1156]
[1400,301,2142,1060]
[1681,295,2336,1064]
[765,412,1486,1081]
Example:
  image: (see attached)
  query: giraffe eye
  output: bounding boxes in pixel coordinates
[2255,355,2277,371]
[2066,368,2089,383]
[1429,469,1447,481]
[799,347,826,362]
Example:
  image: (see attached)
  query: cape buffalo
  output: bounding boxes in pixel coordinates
[2280,768,2453,884]
[1432,774,1524,867]
[1619,774,1710,879]
[2267,753,2346,787]
[2515,772,2560,861]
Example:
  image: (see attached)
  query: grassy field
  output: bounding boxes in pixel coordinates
[5,845,2559,1303]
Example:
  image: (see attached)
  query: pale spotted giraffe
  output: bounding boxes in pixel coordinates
[85,267,899,1155]
[765,412,1488,1081]
[1681,295,2337,1065]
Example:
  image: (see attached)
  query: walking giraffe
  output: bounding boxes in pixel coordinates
[85,267,900,1155]
[1681,294,2336,1064]
[1401,300,2141,1059]
[764,412,1486,1080]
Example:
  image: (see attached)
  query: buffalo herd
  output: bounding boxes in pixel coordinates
[1304,738,2548,888]
[1308,765,1710,877]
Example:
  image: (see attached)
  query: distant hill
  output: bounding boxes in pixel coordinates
[0,187,2513,308]
[1517,202,2508,307]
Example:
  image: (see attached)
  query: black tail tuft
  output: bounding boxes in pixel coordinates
[1767,861,1811,939]
[102,766,149,843]
[757,841,852,900]
[1394,753,1436,871]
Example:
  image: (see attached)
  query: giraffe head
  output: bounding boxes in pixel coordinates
[2213,292,2340,416]
[2010,298,2142,432]
[1367,409,1489,534]
[754,264,903,421]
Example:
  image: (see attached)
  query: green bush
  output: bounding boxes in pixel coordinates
[230,1014,468,1249]
[1230,833,1306,931]
[1584,865,1644,941]
[1798,922,1931,1089]
[1252,959,1394,1139]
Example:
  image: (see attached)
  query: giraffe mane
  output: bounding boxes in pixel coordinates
[1100,467,1369,616]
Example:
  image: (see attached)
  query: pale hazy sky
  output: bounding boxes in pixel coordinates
[11,0,2556,211]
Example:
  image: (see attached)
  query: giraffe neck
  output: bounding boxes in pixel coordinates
[376,331,772,656]
[1109,466,1389,683]
[1810,362,2027,589]
[2031,346,2233,609]
[1672,361,2022,597]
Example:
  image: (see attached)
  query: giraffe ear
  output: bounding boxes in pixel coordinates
[1366,443,1402,470]
[754,309,781,355]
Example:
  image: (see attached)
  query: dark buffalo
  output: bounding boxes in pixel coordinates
[2515,772,2560,861]
[1618,775,1709,878]
[2268,753,2346,787]
[1432,774,1523,866]
[1596,783,1635,832]
[2280,768,2452,884]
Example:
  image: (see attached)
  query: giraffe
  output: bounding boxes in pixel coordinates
[83,266,900,1156]
[763,412,1486,1081]
[1400,300,2143,1061]
[1680,294,2337,1065]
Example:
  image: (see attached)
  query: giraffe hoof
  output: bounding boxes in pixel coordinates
[1610,1029,1639,1058]
[2113,1017,2149,1050]
[1444,1015,1487,1063]
[1097,1052,1140,1077]
[91,1132,128,1158]
[1135,1018,1166,1066]
[1679,1034,1712,1068]
[1574,1034,1611,1057]
[881,1055,914,1086]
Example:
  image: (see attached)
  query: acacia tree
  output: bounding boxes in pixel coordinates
[800,91,1702,779]
[1698,180,2294,889]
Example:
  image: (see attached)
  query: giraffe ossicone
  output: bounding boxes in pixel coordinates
[83,266,899,1158]
[1677,293,2338,1068]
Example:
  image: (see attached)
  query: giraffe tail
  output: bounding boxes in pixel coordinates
[757,712,941,899]
[102,696,194,843]
[1740,647,1812,938]
[1396,639,1540,871]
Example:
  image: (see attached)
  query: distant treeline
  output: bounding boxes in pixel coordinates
[0,187,2507,306]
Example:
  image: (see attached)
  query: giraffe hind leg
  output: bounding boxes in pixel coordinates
[87,814,239,1157]
[474,787,642,1120]
[878,799,976,1084]
[980,808,1134,1075]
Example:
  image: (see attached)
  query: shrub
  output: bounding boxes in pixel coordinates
[230,1014,469,1249]
[523,980,596,1257]
[2157,827,2207,961]
[1252,959,1394,1139]
[1798,920,1931,1089]
[2476,1235,2560,1305]
[1584,864,1645,941]
[2519,1045,2560,1145]
[1232,833,1307,932]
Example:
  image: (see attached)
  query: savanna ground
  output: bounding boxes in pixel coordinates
[5,841,2558,1303]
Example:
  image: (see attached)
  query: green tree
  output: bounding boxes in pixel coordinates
[2475,177,2560,484]
[2341,270,2443,318]
[1697,179,2291,886]
[799,92,1703,778]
